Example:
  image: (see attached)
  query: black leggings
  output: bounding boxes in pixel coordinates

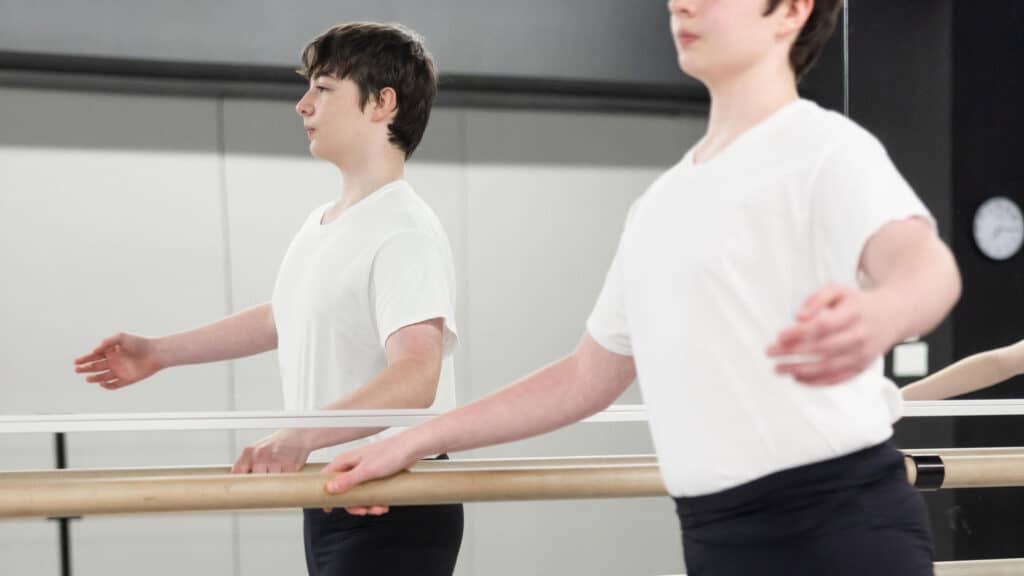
[303,456,463,576]
[675,443,934,576]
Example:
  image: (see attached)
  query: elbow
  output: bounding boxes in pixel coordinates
[411,359,443,409]
[414,384,439,409]
[943,246,963,313]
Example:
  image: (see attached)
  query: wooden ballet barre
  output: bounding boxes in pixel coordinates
[1,450,1024,519]
[663,559,1024,576]
[0,457,665,519]
[933,558,1024,576]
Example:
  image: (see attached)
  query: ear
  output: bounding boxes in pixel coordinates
[369,87,399,123]
[775,0,814,40]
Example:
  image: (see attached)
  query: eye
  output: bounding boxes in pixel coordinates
[315,85,329,93]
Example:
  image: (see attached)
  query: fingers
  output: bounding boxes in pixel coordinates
[232,446,302,475]
[795,283,846,321]
[345,505,389,516]
[82,361,133,389]
[74,352,105,366]
[231,448,253,474]
[323,453,358,475]
[775,353,868,386]
[768,304,859,356]
[85,371,118,384]
[802,370,862,387]
[77,360,110,375]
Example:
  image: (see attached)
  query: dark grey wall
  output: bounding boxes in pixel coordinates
[843,0,956,560]
[0,0,706,112]
[0,0,691,87]
[950,0,1024,561]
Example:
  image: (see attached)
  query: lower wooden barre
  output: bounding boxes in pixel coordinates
[2,450,1024,519]
[934,558,1024,576]
[662,560,1024,576]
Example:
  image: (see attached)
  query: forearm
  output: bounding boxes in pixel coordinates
[404,339,634,459]
[156,303,277,368]
[303,357,442,450]
[902,339,1024,400]
[869,235,961,344]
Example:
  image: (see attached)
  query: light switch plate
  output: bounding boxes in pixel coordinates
[893,341,929,377]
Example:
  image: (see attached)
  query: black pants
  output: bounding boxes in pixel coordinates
[304,455,463,576]
[675,442,934,576]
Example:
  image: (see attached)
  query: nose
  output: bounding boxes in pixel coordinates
[667,0,694,15]
[295,90,313,117]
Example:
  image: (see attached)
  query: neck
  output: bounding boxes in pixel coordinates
[697,59,799,162]
[335,147,406,211]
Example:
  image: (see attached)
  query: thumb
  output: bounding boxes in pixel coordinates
[94,333,125,355]
[325,466,366,494]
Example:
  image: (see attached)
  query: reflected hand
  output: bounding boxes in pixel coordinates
[231,429,314,474]
[74,332,163,390]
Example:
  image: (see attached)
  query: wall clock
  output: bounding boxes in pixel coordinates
[973,196,1024,261]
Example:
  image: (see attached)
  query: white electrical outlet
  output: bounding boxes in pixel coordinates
[893,341,929,377]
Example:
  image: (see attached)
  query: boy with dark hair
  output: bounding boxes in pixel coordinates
[323,2,960,575]
[75,22,463,576]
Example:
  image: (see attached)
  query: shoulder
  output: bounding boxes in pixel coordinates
[375,182,448,237]
[770,102,893,183]
[798,101,888,161]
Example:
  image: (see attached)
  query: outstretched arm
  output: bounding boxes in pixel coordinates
[901,338,1024,400]
[769,217,961,386]
[322,332,636,497]
[74,302,277,389]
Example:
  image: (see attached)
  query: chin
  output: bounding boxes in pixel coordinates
[677,56,705,82]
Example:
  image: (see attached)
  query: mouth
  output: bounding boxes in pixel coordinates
[676,31,700,47]
[305,127,316,138]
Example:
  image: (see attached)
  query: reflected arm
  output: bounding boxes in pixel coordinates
[901,338,1024,400]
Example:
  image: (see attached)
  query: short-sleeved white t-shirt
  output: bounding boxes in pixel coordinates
[272,180,457,446]
[587,99,932,497]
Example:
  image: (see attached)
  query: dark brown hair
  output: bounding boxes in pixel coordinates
[299,22,438,159]
[765,0,844,78]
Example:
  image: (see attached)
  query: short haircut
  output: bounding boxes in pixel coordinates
[765,0,844,78]
[299,22,438,159]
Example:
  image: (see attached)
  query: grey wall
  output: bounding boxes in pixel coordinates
[0,0,693,89]
[845,0,956,558]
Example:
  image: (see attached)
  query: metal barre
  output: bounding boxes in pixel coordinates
[1,399,1023,434]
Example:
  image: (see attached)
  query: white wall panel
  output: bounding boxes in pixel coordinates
[462,109,702,576]
[0,87,235,575]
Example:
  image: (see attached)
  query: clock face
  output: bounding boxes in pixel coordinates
[973,196,1024,261]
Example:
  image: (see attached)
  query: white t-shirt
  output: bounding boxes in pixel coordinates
[272,179,457,447]
[587,99,932,497]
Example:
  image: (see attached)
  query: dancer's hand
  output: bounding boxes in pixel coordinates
[232,429,314,474]
[74,332,164,389]
[322,433,421,515]
[767,283,897,386]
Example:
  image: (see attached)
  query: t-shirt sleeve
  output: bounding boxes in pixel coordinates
[371,231,458,355]
[811,130,935,282]
[586,208,635,357]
